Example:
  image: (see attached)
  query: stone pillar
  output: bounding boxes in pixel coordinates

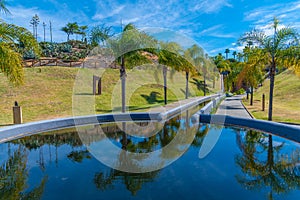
[13,101,22,124]
[93,75,101,95]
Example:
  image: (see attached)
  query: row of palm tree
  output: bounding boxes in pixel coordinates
[106,23,216,112]
[216,17,300,121]
[61,22,88,41]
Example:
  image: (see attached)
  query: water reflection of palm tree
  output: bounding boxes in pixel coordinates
[0,145,47,200]
[235,130,300,199]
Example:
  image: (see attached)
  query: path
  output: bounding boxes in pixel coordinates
[216,95,252,119]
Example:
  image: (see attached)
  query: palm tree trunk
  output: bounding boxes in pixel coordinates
[163,66,167,105]
[121,56,126,112]
[204,75,206,96]
[268,60,275,121]
[185,71,189,99]
[250,86,253,106]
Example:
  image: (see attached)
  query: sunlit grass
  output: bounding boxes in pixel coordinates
[243,69,300,123]
[0,66,220,125]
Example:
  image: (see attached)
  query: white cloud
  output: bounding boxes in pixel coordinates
[244,0,300,28]
[93,5,125,20]
[199,25,223,35]
[192,0,232,13]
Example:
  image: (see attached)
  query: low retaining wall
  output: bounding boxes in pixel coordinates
[200,114,300,143]
[0,94,222,143]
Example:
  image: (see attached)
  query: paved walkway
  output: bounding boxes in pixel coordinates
[216,95,252,119]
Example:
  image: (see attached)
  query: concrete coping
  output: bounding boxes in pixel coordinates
[0,94,222,143]
[200,114,300,144]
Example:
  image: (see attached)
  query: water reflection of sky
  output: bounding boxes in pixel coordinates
[1,122,300,199]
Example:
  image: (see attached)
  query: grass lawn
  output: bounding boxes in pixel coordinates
[0,66,220,125]
[243,69,300,123]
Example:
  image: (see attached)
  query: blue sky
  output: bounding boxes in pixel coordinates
[3,0,300,56]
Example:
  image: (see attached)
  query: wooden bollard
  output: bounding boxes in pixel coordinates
[262,94,265,111]
[13,101,22,124]
[93,75,101,95]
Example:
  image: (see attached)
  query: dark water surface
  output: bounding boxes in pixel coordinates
[1,110,300,200]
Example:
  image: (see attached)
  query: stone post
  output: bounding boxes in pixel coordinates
[13,101,22,124]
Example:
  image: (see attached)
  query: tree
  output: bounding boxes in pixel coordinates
[185,45,209,96]
[213,53,231,91]
[76,25,88,41]
[0,0,10,15]
[232,51,237,60]
[239,17,299,120]
[158,41,185,103]
[107,23,156,112]
[237,48,266,105]
[224,48,230,59]
[0,6,39,86]
[61,22,79,41]
[30,14,39,40]
[89,24,113,47]
[237,52,243,62]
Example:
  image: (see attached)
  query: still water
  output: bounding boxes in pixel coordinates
[1,111,300,200]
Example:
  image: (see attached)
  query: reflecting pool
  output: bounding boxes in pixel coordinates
[1,112,300,200]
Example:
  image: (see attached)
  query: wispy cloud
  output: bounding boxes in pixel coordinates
[191,0,232,13]
[93,5,125,20]
[244,0,300,28]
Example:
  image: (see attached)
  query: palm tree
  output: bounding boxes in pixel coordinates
[0,0,10,14]
[89,24,113,47]
[185,45,210,96]
[75,25,88,41]
[157,41,185,103]
[30,14,39,39]
[239,17,299,120]
[232,51,237,60]
[224,48,230,59]
[213,53,231,91]
[0,5,39,86]
[107,23,156,112]
[61,22,79,41]
[237,48,266,105]
[237,52,243,62]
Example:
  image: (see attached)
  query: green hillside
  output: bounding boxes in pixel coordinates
[0,66,220,125]
[244,69,300,123]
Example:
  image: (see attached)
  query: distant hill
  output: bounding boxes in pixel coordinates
[244,69,300,123]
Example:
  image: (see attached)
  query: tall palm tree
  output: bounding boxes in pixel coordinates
[237,52,243,62]
[157,41,185,103]
[30,14,39,40]
[224,48,230,59]
[232,51,237,60]
[107,23,156,112]
[61,22,79,41]
[239,17,299,120]
[0,5,39,86]
[75,25,88,41]
[89,24,112,47]
[185,45,209,96]
[237,48,266,105]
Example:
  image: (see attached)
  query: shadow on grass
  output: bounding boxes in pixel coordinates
[141,91,164,104]
[191,78,209,94]
[0,124,13,127]
[75,93,93,96]
[96,99,179,113]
